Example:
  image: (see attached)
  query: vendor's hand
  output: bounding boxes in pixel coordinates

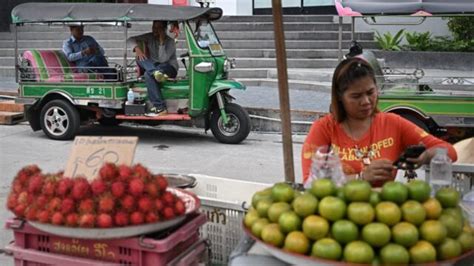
[362,159,395,183]
[134,47,147,61]
[407,147,437,168]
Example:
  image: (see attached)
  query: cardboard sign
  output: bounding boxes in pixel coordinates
[64,136,138,180]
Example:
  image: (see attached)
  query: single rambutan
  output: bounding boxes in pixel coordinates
[65,213,79,227]
[174,200,186,216]
[28,174,44,194]
[138,197,153,213]
[42,178,57,197]
[133,164,150,180]
[130,211,144,225]
[129,178,145,196]
[145,212,159,223]
[71,177,91,200]
[36,195,49,207]
[12,179,24,194]
[17,191,29,204]
[47,197,62,212]
[111,181,126,198]
[117,164,132,182]
[78,213,95,228]
[97,213,113,228]
[162,207,175,220]
[155,175,168,192]
[37,210,50,223]
[114,211,129,227]
[145,183,159,198]
[98,195,115,213]
[6,193,18,210]
[91,179,107,196]
[25,207,38,221]
[99,163,118,181]
[162,191,175,206]
[120,195,135,211]
[56,178,74,197]
[13,204,27,218]
[60,198,75,215]
[51,212,64,225]
[154,199,164,212]
[78,199,95,213]
[17,165,41,184]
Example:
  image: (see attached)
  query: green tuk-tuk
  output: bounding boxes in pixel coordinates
[11,2,251,144]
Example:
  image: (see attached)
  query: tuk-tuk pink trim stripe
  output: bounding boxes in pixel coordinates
[30,50,49,81]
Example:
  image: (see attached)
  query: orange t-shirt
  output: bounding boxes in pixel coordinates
[302,113,457,183]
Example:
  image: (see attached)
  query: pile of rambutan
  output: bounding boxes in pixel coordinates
[6,163,186,228]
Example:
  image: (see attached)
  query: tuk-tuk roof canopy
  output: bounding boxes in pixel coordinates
[11,3,223,24]
[338,0,474,16]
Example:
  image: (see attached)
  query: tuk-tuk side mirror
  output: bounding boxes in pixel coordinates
[194,62,214,73]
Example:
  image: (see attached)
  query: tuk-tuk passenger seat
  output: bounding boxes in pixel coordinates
[21,50,104,82]
[134,41,181,82]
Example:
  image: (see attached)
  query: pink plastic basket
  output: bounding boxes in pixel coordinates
[5,212,207,266]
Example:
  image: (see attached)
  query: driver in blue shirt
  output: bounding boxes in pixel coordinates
[62,25,114,80]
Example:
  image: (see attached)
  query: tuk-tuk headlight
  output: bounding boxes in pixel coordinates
[194,62,214,73]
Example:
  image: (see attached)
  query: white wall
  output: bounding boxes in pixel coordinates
[148,0,172,4]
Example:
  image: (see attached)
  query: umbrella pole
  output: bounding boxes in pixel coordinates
[272,0,295,183]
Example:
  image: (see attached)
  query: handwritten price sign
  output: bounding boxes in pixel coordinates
[64,136,138,180]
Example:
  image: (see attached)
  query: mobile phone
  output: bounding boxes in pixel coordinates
[393,145,426,167]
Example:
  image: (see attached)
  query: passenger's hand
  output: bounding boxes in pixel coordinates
[361,159,395,183]
[135,47,147,61]
[82,47,96,55]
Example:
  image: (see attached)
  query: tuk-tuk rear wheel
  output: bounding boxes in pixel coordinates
[39,99,80,140]
[210,103,251,144]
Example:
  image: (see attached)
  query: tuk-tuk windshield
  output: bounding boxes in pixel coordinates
[194,20,224,55]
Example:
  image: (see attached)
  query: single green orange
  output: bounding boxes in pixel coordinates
[347,202,375,225]
[457,231,474,252]
[439,213,463,238]
[362,223,391,247]
[409,240,437,264]
[244,209,260,228]
[261,223,285,247]
[422,198,442,219]
[343,241,374,264]
[375,201,402,226]
[407,180,431,202]
[309,179,336,199]
[267,202,291,222]
[251,188,272,208]
[318,196,346,222]
[272,182,295,203]
[392,222,419,248]
[256,198,273,218]
[331,219,359,244]
[401,200,426,226]
[380,243,410,264]
[437,238,462,260]
[311,238,342,261]
[283,231,310,255]
[435,187,460,208]
[381,181,408,205]
[251,218,269,239]
[420,220,447,245]
[292,193,318,218]
[302,215,329,241]
[343,180,372,202]
[278,211,302,234]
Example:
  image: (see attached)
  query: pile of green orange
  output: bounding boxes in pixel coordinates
[244,179,474,264]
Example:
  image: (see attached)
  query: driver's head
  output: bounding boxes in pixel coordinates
[69,25,84,40]
[152,21,167,37]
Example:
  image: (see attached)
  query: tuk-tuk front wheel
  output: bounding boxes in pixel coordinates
[210,103,251,144]
[40,99,80,140]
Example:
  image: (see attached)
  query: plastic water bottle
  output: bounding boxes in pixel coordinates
[429,148,452,192]
[127,89,135,104]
